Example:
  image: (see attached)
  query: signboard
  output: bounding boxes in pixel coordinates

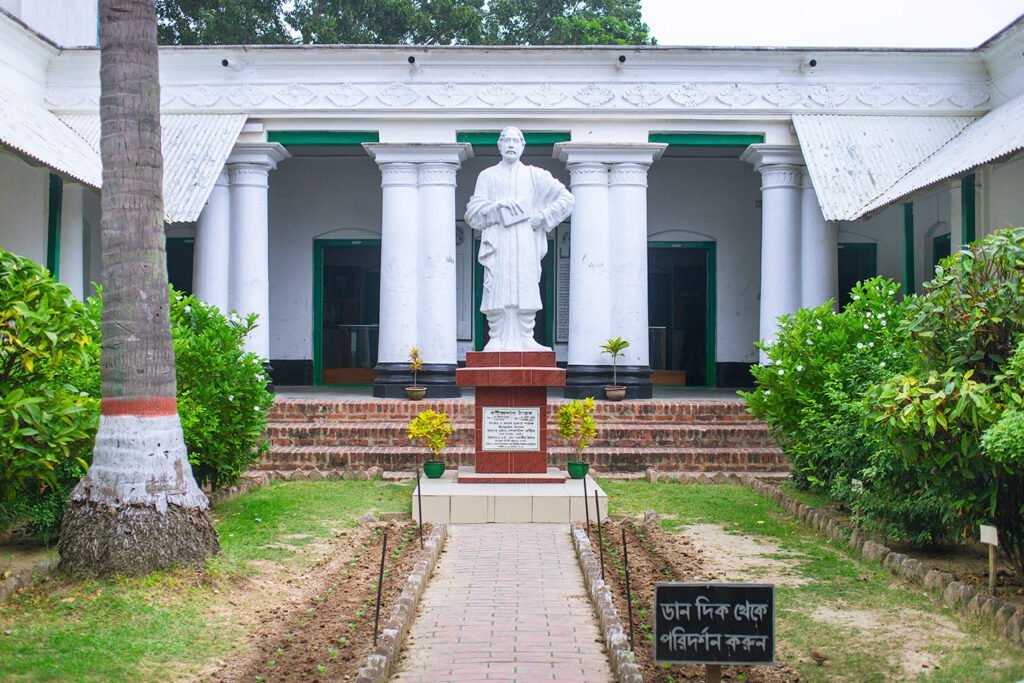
[481,407,541,451]
[654,583,774,665]
[556,225,570,343]
[980,524,999,546]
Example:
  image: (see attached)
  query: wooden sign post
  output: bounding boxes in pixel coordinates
[980,524,999,595]
[655,583,774,683]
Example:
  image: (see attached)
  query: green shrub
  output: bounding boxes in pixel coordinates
[870,229,1024,573]
[72,290,274,491]
[0,249,97,502]
[743,277,951,544]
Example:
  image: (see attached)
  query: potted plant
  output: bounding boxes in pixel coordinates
[600,336,630,401]
[406,346,426,400]
[558,397,598,479]
[408,409,453,478]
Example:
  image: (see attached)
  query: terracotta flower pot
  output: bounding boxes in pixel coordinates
[405,386,427,401]
[604,386,626,401]
[423,461,446,478]
[567,461,590,479]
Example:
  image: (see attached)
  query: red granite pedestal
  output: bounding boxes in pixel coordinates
[456,351,566,483]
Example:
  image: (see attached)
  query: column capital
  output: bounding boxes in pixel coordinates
[739,143,803,173]
[363,143,473,166]
[610,162,651,188]
[379,162,419,187]
[418,162,460,187]
[553,141,666,166]
[226,142,290,170]
[567,161,609,187]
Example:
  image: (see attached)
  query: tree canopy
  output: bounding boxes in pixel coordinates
[156,0,654,46]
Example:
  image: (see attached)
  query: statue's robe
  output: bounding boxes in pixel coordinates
[465,162,573,314]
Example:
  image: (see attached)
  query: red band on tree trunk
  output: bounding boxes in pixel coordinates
[100,396,178,416]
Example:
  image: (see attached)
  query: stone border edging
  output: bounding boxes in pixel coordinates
[641,468,1024,648]
[355,523,448,683]
[571,523,644,683]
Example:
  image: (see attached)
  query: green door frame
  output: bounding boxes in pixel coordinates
[647,241,717,388]
[312,238,382,386]
[473,237,555,351]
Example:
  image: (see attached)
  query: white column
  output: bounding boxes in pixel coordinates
[226,143,289,358]
[563,159,611,367]
[741,145,804,362]
[417,161,461,365]
[193,171,231,312]
[363,144,473,370]
[59,183,85,300]
[376,161,420,364]
[555,143,665,369]
[610,161,659,368]
[800,171,838,309]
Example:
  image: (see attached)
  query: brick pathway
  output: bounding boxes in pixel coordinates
[392,524,613,682]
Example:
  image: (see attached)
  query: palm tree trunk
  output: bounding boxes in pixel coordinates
[58,0,219,576]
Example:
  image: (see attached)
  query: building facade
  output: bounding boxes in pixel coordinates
[2,2,1023,398]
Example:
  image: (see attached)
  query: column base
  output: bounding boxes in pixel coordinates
[563,364,652,399]
[372,362,462,398]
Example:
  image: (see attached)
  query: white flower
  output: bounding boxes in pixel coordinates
[777,369,785,375]
[852,295,860,301]
[796,365,804,372]
[254,405,261,411]
[857,342,865,350]
[864,324,870,329]
[228,395,234,401]
[878,313,885,319]
[806,339,814,345]
[764,390,771,396]
[880,321,887,327]
[880,362,886,368]
[865,311,872,318]
[869,342,874,348]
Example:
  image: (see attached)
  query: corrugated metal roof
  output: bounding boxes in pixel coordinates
[0,89,101,187]
[794,114,973,221]
[859,93,1024,215]
[61,113,246,223]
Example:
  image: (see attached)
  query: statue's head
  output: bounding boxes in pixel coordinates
[497,126,525,163]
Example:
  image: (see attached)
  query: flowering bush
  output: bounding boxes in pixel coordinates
[743,277,952,544]
[871,229,1024,572]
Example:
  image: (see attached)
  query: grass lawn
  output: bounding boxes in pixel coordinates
[0,480,412,682]
[600,479,1024,682]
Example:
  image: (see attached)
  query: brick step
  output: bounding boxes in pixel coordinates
[267,398,759,424]
[259,445,786,473]
[265,421,774,449]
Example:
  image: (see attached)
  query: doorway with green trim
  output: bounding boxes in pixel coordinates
[838,242,877,308]
[313,239,380,385]
[647,242,716,387]
[473,237,555,350]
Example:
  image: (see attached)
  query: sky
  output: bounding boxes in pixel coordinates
[641,0,1024,48]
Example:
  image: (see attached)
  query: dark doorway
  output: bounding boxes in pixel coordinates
[647,242,716,387]
[932,233,951,270]
[838,242,878,308]
[473,238,555,350]
[314,240,381,385]
[166,237,194,294]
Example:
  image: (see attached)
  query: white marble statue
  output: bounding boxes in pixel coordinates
[465,127,574,351]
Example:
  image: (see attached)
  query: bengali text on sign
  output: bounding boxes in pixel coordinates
[481,407,541,451]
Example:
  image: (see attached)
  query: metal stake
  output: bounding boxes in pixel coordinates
[582,472,590,535]
[622,526,635,650]
[595,489,605,581]
[416,467,424,550]
[373,529,388,646]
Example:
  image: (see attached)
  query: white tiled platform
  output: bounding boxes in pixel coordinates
[412,470,607,524]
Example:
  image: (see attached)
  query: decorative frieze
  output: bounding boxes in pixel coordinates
[45,80,993,115]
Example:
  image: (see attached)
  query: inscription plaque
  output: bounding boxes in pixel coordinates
[482,407,541,451]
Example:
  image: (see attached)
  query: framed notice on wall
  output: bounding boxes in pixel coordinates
[555,224,570,343]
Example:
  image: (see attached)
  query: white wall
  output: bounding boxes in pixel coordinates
[648,156,762,364]
[987,154,1024,232]
[268,153,382,360]
[0,0,97,47]
[0,149,48,264]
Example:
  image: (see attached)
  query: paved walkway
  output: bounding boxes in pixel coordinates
[392,524,613,682]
